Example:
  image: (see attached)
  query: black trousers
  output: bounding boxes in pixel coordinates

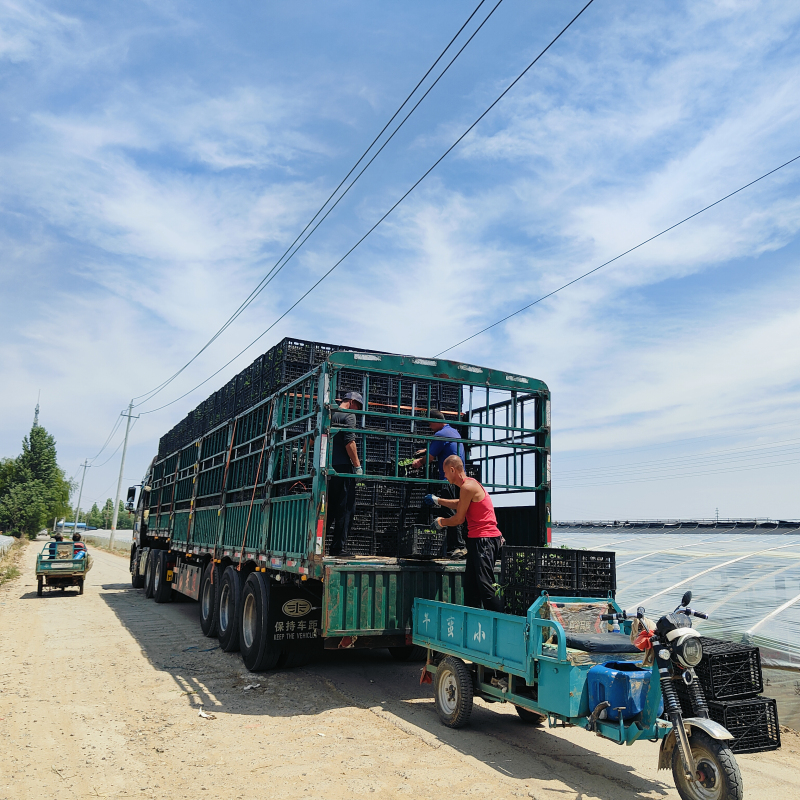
[464,536,503,612]
[327,469,355,554]
[439,482,466,552]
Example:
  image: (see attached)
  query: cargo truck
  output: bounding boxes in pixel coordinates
[127,340,550,671]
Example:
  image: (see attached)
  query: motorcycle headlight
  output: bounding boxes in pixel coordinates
[676,636,703,667]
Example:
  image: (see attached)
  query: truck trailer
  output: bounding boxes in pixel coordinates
[128,339,550,671]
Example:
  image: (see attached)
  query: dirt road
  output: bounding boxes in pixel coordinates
[1,541,798,800]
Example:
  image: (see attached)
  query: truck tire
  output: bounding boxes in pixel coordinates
[79,580,84,596]
[433,656,473,729]
[388,645,427,663]
[144,550,156,598]
[131,546,145,589]
[515,706,546,725]
[37,577,43,597]
[240,572,282,672]
[153,551,172,604]
[199,562,220,637]
[217,566,243,653]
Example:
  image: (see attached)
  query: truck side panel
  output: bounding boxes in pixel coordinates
[323,562,465,637]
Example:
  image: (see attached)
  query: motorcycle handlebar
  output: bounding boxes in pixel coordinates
[678,607,710,620]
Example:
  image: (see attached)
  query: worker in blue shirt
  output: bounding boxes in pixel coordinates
[412,410,467,558]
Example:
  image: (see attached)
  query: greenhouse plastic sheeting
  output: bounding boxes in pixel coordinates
[552,525,800,670]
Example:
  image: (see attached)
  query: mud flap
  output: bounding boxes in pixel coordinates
[658,718,735,771]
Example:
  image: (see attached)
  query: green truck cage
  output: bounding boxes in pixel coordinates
[133,351,550,652]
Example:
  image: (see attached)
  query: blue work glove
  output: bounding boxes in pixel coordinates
[354,466,363,476]
[423,494,440,507]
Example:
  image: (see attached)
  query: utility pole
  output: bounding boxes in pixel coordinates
[110,401,137,550]
[73,461,89,535]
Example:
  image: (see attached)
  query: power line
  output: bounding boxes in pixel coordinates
[434,152,800,357]
[132,0,501,409]
[139,0,598,416]
[87,413,124,464]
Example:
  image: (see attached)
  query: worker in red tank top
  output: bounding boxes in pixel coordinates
[426,454,503,612]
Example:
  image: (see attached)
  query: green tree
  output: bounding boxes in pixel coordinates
[0,424,73,537]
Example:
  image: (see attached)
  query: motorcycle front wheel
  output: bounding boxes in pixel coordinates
[672,729,743,800]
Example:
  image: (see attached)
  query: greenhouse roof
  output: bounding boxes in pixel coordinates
[552,523,800,670]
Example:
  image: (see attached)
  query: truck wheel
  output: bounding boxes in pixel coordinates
[144,550,156,598]
[199,562,220,637]
[153,551,172,604]
[672,729,742,800]
[131,546,145,589]
[240,572,281,672]
[37,577,43,597]
[79,580,84,596]
[434,656,474,728]
[515,706,546,725]
[388,645,427,663]
[217,566,243,653]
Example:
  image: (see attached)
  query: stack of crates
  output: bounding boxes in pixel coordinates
[157,337,382,458]
[677,637,780,753]
[500,547,617,616]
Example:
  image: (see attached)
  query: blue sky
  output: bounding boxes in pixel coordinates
[2,0,799,520]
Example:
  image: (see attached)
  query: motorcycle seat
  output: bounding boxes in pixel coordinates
[564,632,641,654]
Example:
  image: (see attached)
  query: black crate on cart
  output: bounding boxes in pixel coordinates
[399,525,446,559]
[707,697,780,754]
[503,585,538,616]
[577,551,616,597]
[694,637,764,700]
[501,547,578,592]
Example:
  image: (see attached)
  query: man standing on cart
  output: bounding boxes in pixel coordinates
[427,454,502,611]
[327,392,363,557]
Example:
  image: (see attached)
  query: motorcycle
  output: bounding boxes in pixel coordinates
[604,591,743,800]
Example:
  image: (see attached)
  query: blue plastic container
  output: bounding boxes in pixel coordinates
[587,661,653,721]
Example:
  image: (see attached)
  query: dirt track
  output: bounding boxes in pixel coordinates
[1,540,798,800]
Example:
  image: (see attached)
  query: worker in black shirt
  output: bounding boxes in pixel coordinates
[327,391,363,557]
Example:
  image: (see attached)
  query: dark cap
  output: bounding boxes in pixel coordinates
[430,409,445,421]
[344,391,363,406]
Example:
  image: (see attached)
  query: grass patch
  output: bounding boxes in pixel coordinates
[0,538,27,587]
[84,535,131,558]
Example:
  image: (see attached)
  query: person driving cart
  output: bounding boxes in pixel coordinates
[426,454,502,611]
[412,410,467,558]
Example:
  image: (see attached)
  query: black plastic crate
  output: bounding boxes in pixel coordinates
[503,585,538,616]
[502,547,578,593]
[374,507,401,534]
[694,637,763,700]
[363,415,388,431]
[342,530,374,556]
[374,481,404,508]
[364,435,388,462]
[707,697,780,754]
[374,531,400,557]
[354,482,375,505]
[399,525,446,559]
[350,508,374,531]
[577,551,616,597]
[364,459,394,477]
[337,369,365,394]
